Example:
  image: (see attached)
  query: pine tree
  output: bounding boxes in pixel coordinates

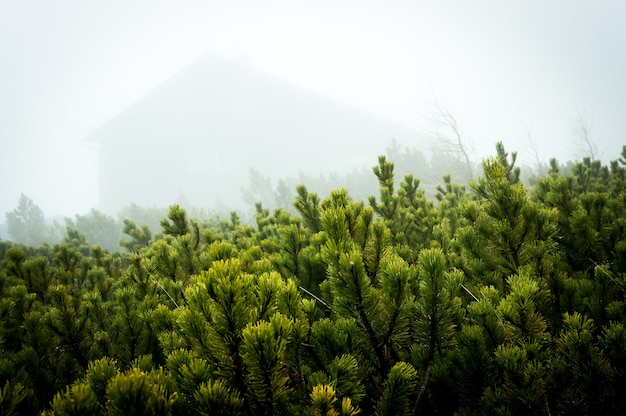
[375,362,419,416]
[5,194,54,246]
[458,144,558,291]
[551,312,614,415]
[65,209,121,252]
[160,205,190,237]
[104,367,178,416]
[0,380,29,416]
[410,248,462,414]
[120,219,153,252]
[4,146,626,414]
[369,156,437,263]
[241,315,292,414]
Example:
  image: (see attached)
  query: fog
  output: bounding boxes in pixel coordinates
[1,1,625,228]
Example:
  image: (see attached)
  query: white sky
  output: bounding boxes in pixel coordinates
[1,0,625,219]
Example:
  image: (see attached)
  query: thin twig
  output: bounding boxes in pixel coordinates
[298,285,330,310]
[153,278,179,308]
[461,284,479,302]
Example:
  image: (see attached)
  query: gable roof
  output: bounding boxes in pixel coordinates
[86,53,422,210]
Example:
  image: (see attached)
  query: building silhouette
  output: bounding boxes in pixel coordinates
[86,53,421,213]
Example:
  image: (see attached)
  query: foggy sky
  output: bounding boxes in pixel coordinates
[1,0,625,222]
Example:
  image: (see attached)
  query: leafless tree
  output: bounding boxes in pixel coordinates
[570,109,603,161]
[423,97,474,180]
[519,125,548,176]
[521,126,540,167]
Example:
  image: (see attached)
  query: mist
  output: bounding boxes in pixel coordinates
[1,1,625,233]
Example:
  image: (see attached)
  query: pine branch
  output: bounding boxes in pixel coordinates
[349,262,387,377]
[411,361,432,416]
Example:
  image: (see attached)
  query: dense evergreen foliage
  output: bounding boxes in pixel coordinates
[1,143,626,415]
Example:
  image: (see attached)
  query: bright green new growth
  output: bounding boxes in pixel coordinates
[1,144,626,415]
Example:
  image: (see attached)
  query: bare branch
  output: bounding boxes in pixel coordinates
[518,124,548,176]
[523,126,541,168]
[570,109,602,161]
[423,96,474,180]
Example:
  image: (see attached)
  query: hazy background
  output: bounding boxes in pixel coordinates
[1,0,624,223]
